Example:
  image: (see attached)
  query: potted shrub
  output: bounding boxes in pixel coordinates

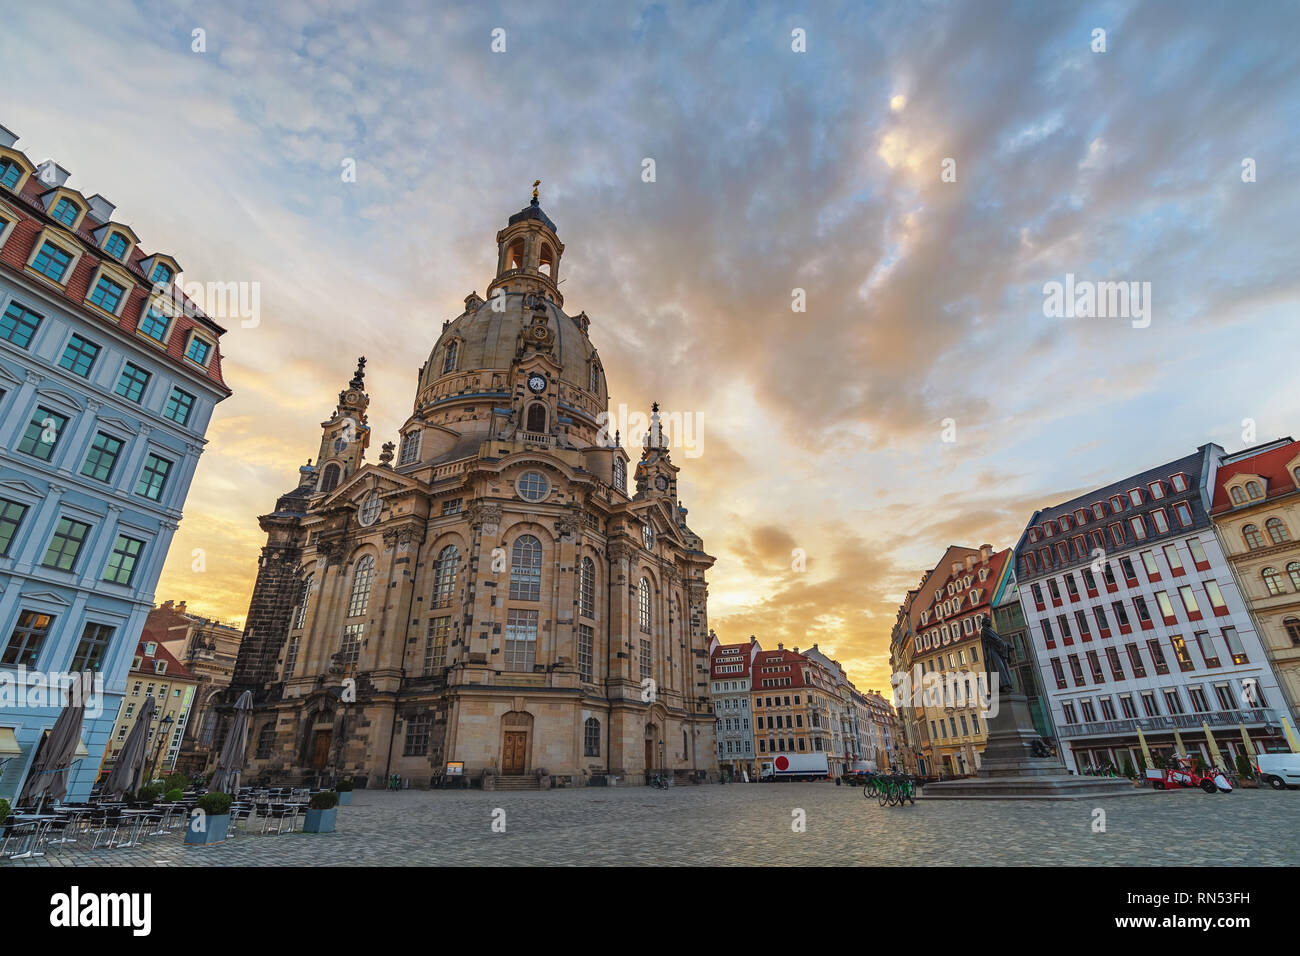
[303,790,339,833]
[0,798,10,839]
[132,784,161,805]
[1234,753,1258,788]
[184,792,232,845]
[163,788,184,803]
[335,777,354,805]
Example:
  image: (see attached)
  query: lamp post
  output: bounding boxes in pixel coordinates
[148,713,175,783]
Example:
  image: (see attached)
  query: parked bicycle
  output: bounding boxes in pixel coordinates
[864,772,916,806]
[650,773,669,790]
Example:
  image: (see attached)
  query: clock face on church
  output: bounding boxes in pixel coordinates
[527,373,546,393]
[642,523,655,550]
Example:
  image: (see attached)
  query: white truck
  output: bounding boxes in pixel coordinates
[1256,753,1300,790]
[758,753,830,782]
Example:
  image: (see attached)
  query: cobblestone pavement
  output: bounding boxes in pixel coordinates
[4,783,1295,866]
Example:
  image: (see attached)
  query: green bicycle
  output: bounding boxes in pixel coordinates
[864,772,916,806]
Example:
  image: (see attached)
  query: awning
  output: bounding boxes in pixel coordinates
[0,727,20,757]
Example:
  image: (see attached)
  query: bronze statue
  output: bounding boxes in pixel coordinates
[980,615,1016,695]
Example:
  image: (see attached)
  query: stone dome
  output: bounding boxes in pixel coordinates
[418,291,606,399]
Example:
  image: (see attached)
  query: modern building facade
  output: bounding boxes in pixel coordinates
[220,197,717,788]
[98,637,197,778]
[707,632,758,777]
[1014,444,1289,773]
[0,125,229,801]
[143,599,243,774]
[1209,438,1300,724]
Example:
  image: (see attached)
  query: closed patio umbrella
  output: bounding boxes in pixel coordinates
[1172,727,1187,758]
[209,690,252,793]
[1238,723,1256,758]
[18,696,86,807]
[1201,721,1224,770]
[1135,726,1152,770]
[1280,714,1300,754]
[102,695,154,800]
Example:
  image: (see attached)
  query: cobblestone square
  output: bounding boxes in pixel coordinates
[5,783,1295,867]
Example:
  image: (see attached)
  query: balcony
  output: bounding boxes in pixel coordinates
[1060,708,1277,740]
[519,431,554,446]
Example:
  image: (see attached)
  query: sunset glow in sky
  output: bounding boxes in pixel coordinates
[5,0,1299,693]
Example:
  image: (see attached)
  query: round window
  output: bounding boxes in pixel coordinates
[517,471,549,502]
[358,491,382,527]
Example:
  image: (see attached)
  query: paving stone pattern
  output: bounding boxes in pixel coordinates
[4,783,1294,867]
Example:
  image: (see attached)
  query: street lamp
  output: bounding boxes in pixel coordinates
[148,713,175,783]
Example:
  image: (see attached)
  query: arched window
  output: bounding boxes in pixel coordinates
[583,718,600,756]
[432,545,458,608]
[1285,617,1300,647]
[1294,467,1300,486]
[590,363,600,393]
[507,238,525,270]
[255,723,276,759]
[1266,517,1290,544]
[1262,567,1285,596]
[638,577,651,633]
[1230,486,1246,505]
[1288,562,1300,591]
[510,535,542,601]
[612,457,625,493]
[348,555,375,617]
[320,463,340,493]
[1243,524,1265,549]
[579,556,595,619]
[1246,481,1264,500]
[442,340,458,375]
[526,403,547,433]
[538,243,554,277]
[293,575,313,630]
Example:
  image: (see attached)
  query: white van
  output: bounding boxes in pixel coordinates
[1256,753,1300,790]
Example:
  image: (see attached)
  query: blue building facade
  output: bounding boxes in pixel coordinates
[0,123,230,801]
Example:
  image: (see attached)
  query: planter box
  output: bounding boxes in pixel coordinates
[303,808,337,833]
[336,791,353,806]
[184,812,230,845]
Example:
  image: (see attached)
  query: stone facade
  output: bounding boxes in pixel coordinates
[219,197,718,788]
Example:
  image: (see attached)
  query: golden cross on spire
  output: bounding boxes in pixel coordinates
[532,179,541,202]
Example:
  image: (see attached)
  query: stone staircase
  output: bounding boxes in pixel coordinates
[494,775,541,791]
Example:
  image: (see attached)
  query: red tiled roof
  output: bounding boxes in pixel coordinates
[709,641,753,679]
[751,648,808,689]
[131,637,195,682]
[1,175,230,394]
[1211,440,1300,513]
[914,547,1011,641]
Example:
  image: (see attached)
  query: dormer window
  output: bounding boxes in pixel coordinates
[1092,503,1106,519]
[398,429,421,465]
[1230,486,1247,505]
[154,660,167,674]
[1043,521,1055,537]
[88,275,127,315]
[0,158,22,190]
[104,231,129,259]
[1246,481,1264,500]
[138,306,171,343]
[1027,528,1039,544]
[1060,515,1072,531]
[52,197,80,227]
[150,261,173,284]
[442,340,458,374]
[1171,473,1189,493]
[185,333,213,367]
[29,239,75,283]
[144,642,157,656]
[1109,495,1124,511]
[1129,489,1144,506]
[1073,509,1087,524]
[1148,481,1165,499]
[590,363,600,393]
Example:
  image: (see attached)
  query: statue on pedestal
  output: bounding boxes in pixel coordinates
[980,615,1016,696]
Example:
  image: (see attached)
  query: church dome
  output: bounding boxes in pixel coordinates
[418,292,604,397]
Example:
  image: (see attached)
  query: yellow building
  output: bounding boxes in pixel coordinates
[99,638,197,780]
[1210,439,1300,724]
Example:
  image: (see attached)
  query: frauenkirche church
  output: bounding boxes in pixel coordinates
[221,193,718,788]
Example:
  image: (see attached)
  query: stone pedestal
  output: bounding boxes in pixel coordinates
[922,695,1142,800]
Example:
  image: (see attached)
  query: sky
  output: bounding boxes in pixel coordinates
[3,0,1299,694]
